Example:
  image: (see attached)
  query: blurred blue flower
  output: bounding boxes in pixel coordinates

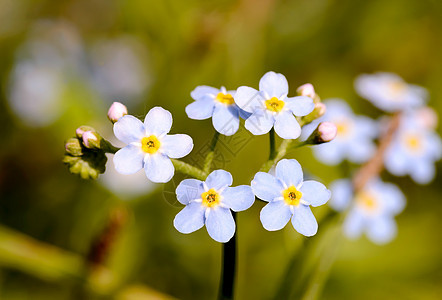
[384,109,442,184]
[174,170,255,243]
[355,72,427,112]
[302,99,378,165]
[234,71,314,139]
[251,159,330,236]
[329,178,406,244]
[113,107,193,183]
[186,86,248,136]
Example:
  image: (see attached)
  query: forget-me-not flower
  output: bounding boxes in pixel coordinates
[174,170,255,243]
[355,72,427,112]
[113,107,193,183]
[186,86,248,136]
[302,99,378,165]
[384,110,442,184]
[234,71,315,139]
[329,178,405,244]
[251,159,330,236]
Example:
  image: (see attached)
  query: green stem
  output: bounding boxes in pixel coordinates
[203,131,220,173]
[260,139,292,173]
[269,128,276,160]
[219,212,237,300]
[171,159,207,180]
[101,140,120,154]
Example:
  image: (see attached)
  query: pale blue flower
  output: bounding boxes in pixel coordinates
[174,170,255,243]
[234,71,314,139]
[355,72,427,112]
[329,178,406,245]
[384,110,442,184]
[251,159,330,236]
[186,86,249,136]
[113,107,193,183]
[302,99,378,165]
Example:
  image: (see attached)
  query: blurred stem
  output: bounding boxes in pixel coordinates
[219,212,237,300]
[274,210,338,299]
[203,131,220,173]
[171,159,207,180]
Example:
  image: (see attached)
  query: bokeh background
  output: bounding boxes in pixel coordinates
[1,0,442,299]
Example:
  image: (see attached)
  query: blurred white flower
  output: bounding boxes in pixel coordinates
[355,72,427,112]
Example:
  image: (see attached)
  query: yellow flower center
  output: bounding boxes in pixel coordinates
[265,97,285,112]
[215,92,235,105]
[355,191,378,212]
[389,81,406,98]
[335,121,349,136]
[201,188,221,208]
[405,134,421,151]
[282,186,303,206]
[141,135,161,154]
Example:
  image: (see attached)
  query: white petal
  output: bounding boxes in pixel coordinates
[191,85,219,100]
[144,154,174,183]
[300,181,331,207]
[260,200,292,231]
[275,159,303,188]
[234,86,265,113]
[329,179,353,211]
[113,144,144,175]
[259,71,288,98]
[343,210,365,239]
[205,170,233,190]
[291,205,318,236]
[174,202,206,234]
[411,160,435,184]
[245,110,274,136]
[313,141,345,165]
[176,179,204,205]
[212,104,240,136]
[113,115,145,144]
[285,96,314,116]
[366,217,397,245]
[222,185,255,212]
[205,207,235,243]
[161,134,193,158]
[274,111,301,139]
[251,172,284,202]
[185,99,215,120]
[144,107,173,136]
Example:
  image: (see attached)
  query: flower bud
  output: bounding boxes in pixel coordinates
[76,125,96,139]
[297,83,316,99]
[108,102,128,123]
[305,122,337,145]
[82,131,101,149]
[317,122,337,142]
[65,138,83,156]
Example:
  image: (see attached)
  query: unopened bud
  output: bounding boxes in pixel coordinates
[108,102,128,123]
[297,83,316,99]
[305,122,337,145]
[65,138,83,156]
[76,126,96,139]
[82,131,101,149]
[317,122,337,142]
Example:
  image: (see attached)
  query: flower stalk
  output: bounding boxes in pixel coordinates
[219,212,237,300]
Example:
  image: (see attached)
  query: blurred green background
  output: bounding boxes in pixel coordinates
[1,0,441,299]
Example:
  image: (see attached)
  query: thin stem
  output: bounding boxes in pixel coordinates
[171,159,207,180]
[203,131,220,173]
[260,139,292,172]
[219,212,237,300]
[269,128,276,160]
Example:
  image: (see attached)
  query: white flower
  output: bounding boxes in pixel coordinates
[113,107,193,183]
[355,72,427,112]
[234,71,314,139]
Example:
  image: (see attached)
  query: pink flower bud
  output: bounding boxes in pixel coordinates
[297,83,316,98]
[108,102,128,123]
[315,102,326,117]
[82,131,99,149]
[318,122,337,142]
